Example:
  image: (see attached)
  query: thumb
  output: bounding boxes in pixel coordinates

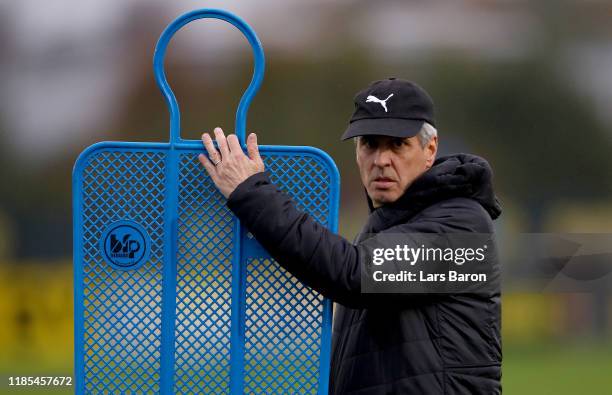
[247,132,262,163]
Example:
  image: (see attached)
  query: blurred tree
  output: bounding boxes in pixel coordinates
[424,57,612,231]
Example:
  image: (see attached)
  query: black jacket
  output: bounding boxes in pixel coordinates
[227,153,502,394]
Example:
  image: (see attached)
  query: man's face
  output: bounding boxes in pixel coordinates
[356,134,437,208]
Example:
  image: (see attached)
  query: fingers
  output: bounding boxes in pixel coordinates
[198,153,217,178]
[247,133,262,162]
[213,127,230,158]
[201,132,221,164]
[204,127,263,170]
[227,134,242,156]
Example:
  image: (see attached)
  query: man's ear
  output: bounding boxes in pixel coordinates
[425,136,438,169]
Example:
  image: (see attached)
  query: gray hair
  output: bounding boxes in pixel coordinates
[353,122,438,148]
[416,122,437,148]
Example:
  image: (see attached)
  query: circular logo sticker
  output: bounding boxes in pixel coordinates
[100,220,151,270]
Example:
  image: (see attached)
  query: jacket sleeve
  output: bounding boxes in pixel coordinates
[226,171,487,309]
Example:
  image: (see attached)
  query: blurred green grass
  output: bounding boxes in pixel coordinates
[503,342,612,394]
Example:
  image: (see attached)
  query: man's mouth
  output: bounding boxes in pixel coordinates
[371,177,396,188]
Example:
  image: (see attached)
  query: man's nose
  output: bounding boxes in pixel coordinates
[373,148,392,167]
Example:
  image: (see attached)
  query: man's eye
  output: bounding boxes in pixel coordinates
[362,138,376,148]
[392,139,406,147]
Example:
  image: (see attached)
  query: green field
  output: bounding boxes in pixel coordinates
[503,342,612,394]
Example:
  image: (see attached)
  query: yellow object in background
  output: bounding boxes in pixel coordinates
[0,261,73,373]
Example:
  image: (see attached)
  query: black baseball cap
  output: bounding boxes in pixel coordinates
[341,78,435,140]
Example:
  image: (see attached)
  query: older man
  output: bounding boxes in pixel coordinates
[199,78,502,394]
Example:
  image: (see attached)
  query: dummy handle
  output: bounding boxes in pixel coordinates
[153,9,265,145]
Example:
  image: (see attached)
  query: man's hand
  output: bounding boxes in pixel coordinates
[198,127,265,198]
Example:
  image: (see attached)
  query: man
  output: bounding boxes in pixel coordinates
[199,78,502,394]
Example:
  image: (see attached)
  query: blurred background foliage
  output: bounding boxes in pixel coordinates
[1,0,612,393]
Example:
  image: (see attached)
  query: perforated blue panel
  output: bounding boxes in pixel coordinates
[241,155,333,394]
[79,150,166,393]
[174,154,233,393]
[74,145,339,394]
[73,8,340,394]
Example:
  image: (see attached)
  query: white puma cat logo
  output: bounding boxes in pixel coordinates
[366,93,394,112]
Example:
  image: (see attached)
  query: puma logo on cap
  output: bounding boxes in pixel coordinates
[366,93,394,112]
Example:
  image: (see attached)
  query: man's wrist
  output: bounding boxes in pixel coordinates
[227,171,270,204]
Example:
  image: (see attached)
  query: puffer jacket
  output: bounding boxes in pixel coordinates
[227,153,502,394]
